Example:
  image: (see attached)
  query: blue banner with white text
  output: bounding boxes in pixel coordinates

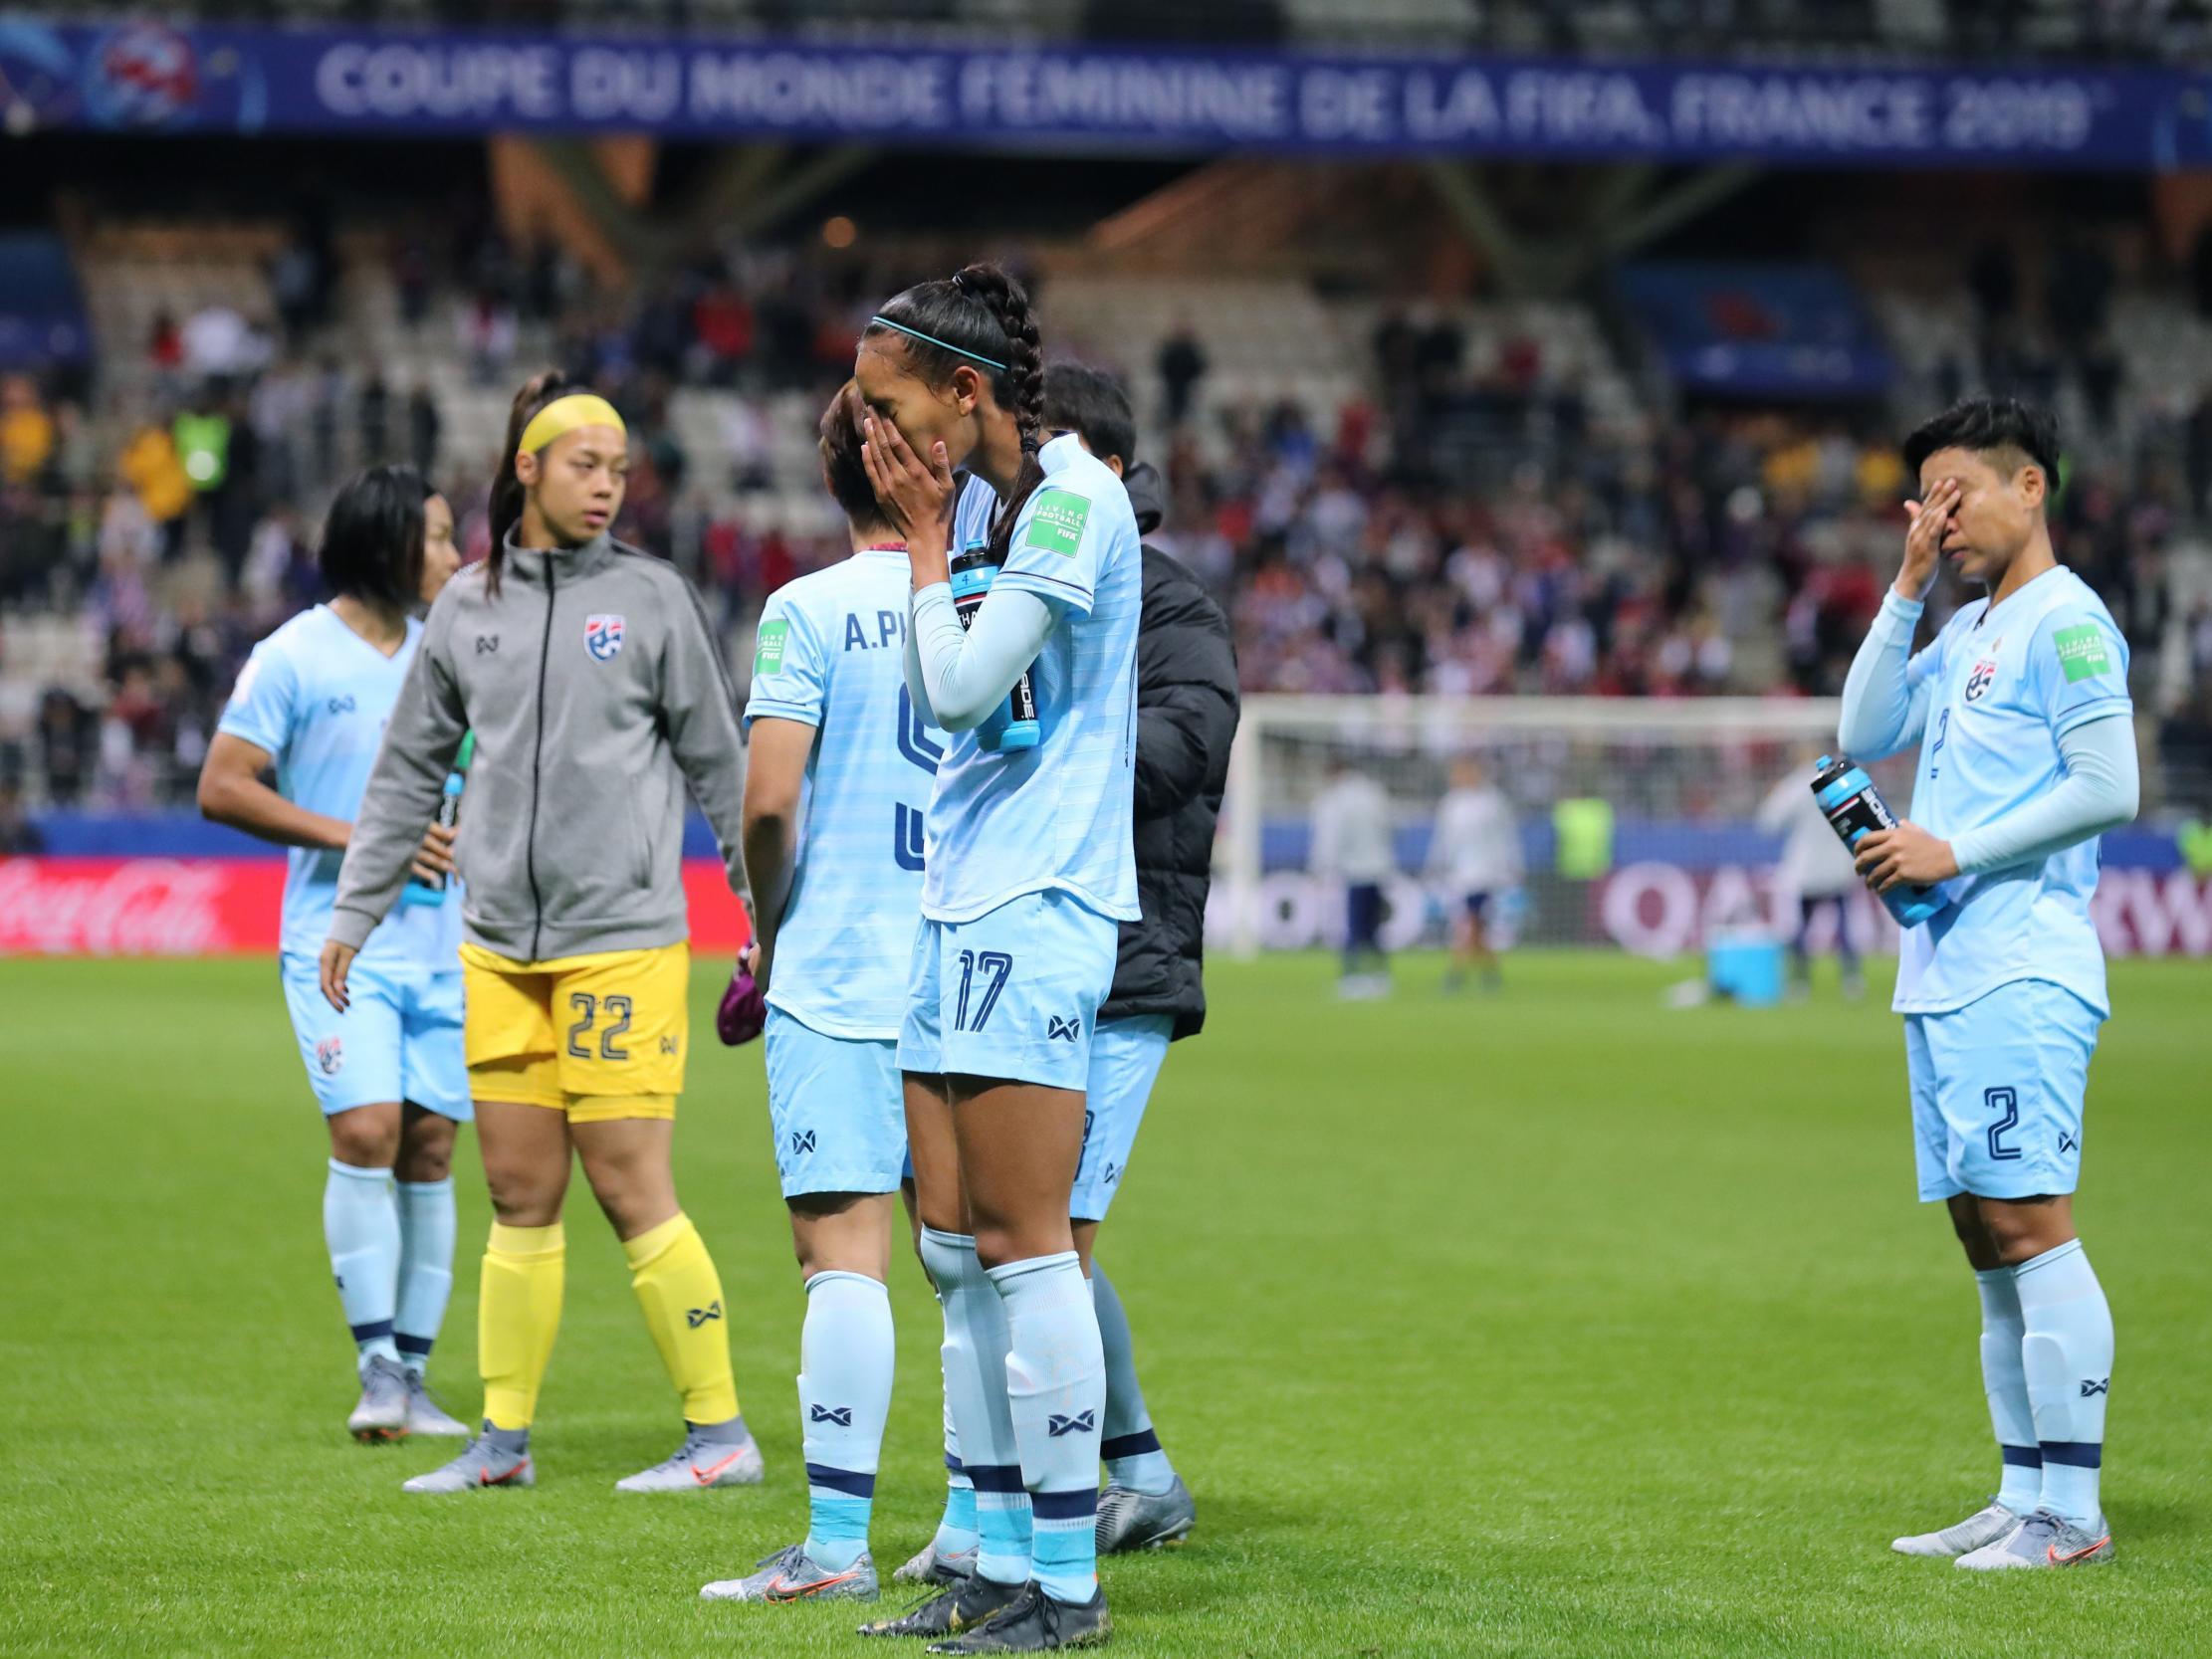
[6,18,2212,168]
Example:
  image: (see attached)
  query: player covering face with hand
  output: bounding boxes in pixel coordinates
[1839,397,2137,1570]
[697,386,947,1608]
[845,264,1141,1654]
[199,466,470,1443]
[321,372,764,1497]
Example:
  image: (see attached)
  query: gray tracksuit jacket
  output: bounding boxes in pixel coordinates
[329,533,746,962]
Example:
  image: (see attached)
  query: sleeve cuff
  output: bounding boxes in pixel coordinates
[741,700,821,731]
[997,567,1090,616]
[2053,697,2132,739]
[326,906,379,951]
[1948,830,1992,877]
[1880,589,1925,628]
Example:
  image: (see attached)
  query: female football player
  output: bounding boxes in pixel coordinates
[200,465,469,1443]
[321,371,763,1496]
[850,263,1141,1653]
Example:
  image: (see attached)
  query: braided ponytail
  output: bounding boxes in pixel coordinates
[861,261,1049,560]
[951,263,1047,560]
[486,368,577,597]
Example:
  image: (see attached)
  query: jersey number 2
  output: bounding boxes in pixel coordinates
[1985,1086,2021,1161]
[568,992,632,1061]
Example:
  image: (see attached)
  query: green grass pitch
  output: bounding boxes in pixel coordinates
[6,951,2210,1658]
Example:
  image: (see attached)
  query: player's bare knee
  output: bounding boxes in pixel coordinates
[394,1113,456,1183]
[1979,1196,2071,1266]
[328,1106,400,1169]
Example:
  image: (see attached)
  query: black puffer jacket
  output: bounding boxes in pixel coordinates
[1101,463,1240,1040]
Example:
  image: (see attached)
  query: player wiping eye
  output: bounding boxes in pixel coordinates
[844,263,1140,1653]
[1840,396,2137,1571]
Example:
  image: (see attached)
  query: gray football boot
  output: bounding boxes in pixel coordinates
[400,1370,471,1437]
[1956,1509,2114,1570]
[346,1354,410,1441]
[401,1431,535,1493]
[895,1539,979,1585]
[701,1542,880,1603]
[1890,1500,2024,1558]
[1097,1474,1197,1554]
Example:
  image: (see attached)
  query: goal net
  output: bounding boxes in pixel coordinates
[1213,695,1917,958]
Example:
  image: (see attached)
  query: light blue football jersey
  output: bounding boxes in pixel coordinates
[1895,565,2131,1017]
[922,434,1140,925]
[217,605,463,972]
[746,547,946,1039]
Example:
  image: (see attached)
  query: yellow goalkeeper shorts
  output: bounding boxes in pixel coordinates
[461,941,689,1121]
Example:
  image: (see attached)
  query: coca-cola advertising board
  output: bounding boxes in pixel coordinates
[0,859,752,956]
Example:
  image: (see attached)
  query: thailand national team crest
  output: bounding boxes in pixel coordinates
[1964,656,1998,704]
[583,613,625,662]
[315,1036,343,1076]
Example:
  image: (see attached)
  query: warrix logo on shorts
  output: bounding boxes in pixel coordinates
[1023,489,1090,556]
[2053,624,2111,683]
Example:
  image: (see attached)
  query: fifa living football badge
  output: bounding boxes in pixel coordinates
[584,613,626,662]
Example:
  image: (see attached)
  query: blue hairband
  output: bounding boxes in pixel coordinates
[869,315,1005,372]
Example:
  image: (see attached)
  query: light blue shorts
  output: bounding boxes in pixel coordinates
[1904,977,2101,1202]
[765,1006,906,1198]
[1070,1014,1173,1222]
[898,890,1119,1093]
[280,953,470,1121]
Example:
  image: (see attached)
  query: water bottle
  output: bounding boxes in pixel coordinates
[405,730,474,906]
[948,546,1039,752]
[1810,753,1949,929]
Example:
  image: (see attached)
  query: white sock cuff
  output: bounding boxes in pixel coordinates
[396,1175,454,1196]
[804,1269,890,1300]
[328,1158,392,1183]
[2013,1238,2088,1282]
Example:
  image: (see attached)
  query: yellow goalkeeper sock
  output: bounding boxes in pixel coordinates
[480,1221,565,1432]
[623,1212,740,1425]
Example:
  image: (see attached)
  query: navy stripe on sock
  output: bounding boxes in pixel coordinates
[394,1333,434,1357]
[1100,1429,1162,1461]
[348,1319,394,1342]
[1032,1489,1097,1522]
[805,1463,877,1499]
[966,1463,1025,1495]
[2000,1444,2045,1469]
[2040,1440,2102,1469]
[945,1453,966,1475]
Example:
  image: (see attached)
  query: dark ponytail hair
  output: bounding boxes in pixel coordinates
[319,463,430,610]
[862,261,1045,560]
[486,368,579,597]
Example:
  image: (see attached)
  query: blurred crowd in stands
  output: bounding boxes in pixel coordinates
[3,223,2211,814]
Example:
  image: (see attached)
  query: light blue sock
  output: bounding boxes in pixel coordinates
[394,1177,457,1377]
[2015,1239,2112,1528]
[323,1159,400,1371]
[991,1251,1105,1605]
[920,1228,1029,1587]
[798,1271,895,1572]
[1974,1268,2042,1514]
[1092,1263,1175,1496]
[935,1375,979,1556]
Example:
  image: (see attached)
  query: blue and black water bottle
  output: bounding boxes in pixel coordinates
[404,730,474,907]
[1811,752,1949,929]
[949,546,1039,752]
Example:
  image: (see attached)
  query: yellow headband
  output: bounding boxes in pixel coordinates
[518,394,627,457]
